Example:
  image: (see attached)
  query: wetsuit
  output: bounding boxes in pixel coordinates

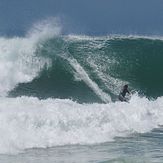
[119,88,130,102]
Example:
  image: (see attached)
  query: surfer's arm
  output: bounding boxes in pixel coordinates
[127,89,130,94]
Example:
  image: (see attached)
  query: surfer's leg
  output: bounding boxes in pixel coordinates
[118,95,124,101]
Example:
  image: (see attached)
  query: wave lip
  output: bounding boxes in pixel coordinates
[0,19,61,96]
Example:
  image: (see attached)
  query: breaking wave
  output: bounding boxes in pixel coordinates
[0,19,163,154]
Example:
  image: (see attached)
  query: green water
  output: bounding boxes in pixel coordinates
[9,36,163,102]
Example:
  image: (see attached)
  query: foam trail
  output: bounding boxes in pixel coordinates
[0,95,163,154]
[65,35,127,97]
[87,56,126,95]
[0,19,61,96]
[68,58,111,103]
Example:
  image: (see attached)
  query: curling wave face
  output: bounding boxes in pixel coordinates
[7,34,163,102]
[0,19,60,97]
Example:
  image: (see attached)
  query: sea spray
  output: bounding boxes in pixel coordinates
[0,19,61,96]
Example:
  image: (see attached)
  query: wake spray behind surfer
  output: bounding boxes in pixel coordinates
[118,84,130,102]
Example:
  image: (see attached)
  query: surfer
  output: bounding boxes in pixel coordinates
[118,84,130,102]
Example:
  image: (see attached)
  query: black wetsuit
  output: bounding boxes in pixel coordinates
[119,88,130,101]
[121,88,129,97]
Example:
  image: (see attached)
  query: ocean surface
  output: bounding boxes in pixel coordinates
[0,22,163,163]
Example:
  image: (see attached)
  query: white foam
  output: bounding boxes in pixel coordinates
[66,34,163,42]
[0,95,163,154]
[68,58,111,103]
[0,18,61,96]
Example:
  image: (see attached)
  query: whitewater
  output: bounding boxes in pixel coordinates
[1,95,163,154]
[0,20,163,162]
